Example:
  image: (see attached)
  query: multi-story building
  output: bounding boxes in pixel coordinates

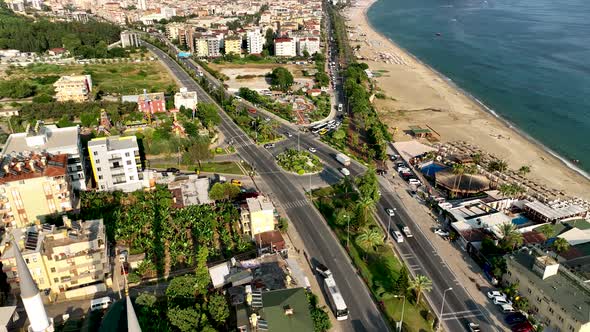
[120,30,140,48]
[274,38,296,57]
[224,36,242,55]
[247,31,264,55]
[297,37,320,56]
[0,152,73,228]
[240,195,275,238]
[174,87,198,110]
[194,37,209,57]
[0,219,109,296]
[137,0,147,10]
[2,122,87,190]
[53,75,92,102]
[206,37,221,57]
[88,136,148,192]
[504,250,590,332]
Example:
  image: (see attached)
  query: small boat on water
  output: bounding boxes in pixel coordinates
[572,159,580,164]
[435,32,442,36]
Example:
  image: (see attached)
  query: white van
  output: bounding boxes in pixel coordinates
[340,168,350,176]
[337,103,343,112]
[391,230,404,243]
[90,296,112,311]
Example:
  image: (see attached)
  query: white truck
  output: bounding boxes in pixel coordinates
[336,153,351,166]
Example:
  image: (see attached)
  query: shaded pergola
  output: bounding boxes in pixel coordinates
[435,169,490,196]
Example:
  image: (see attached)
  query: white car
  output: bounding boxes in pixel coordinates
[386,208,395,217]
[402,226,413,238]
[434,229,450,237]
[493,297,513,306]
[487,290,506,299]
[391,230,404,243]
[308,147,317,153]
[500,304,515,313]
[340,168,350,176]
[285,132,293,138]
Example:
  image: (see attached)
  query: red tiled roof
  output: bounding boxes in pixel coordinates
[522,231,547,245]
[0,153,68,184]
[274,38,293,43]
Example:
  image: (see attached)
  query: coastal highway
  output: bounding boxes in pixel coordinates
[144,42,390,332]
[145,40,502,330]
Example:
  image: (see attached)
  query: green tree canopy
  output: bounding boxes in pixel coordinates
[408,274,432,303]
[167,306,200,332]
[194,247,210,294]
[207,293,229,324]
[269,67,294,92]
[208,182,241,201]
[196,103,221,128]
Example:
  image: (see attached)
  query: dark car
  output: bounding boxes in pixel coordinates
[166,167,180,173]
[505,313,528,326]
[263,143,275,149]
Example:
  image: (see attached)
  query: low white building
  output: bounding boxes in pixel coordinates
[274,38,296,57]
[120,31,140,48]
[174,87,198,111]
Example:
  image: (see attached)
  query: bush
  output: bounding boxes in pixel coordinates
[127,272,141,284]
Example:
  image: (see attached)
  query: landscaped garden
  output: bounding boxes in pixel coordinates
[312,170,434,331]
[276,149,323,175]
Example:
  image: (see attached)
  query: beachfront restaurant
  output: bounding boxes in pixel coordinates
[524,201,587,224]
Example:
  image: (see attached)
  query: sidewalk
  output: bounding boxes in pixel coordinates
[385,173,510,331]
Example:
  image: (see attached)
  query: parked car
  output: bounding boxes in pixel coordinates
[408,178,421,185]
[487,290,507,299]
[467,322,481,332]
[493,297,513,306]
[386,208,396,217]
[500,304,516,313]
[391,230,404,243]
[511,321,534,332]
[505,313,528,326]
[434,229,450,237]
[340,168,350,176]
[263,143,275,149]
[166,167,180,174]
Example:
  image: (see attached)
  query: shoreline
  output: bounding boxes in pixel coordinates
[347,0,590,200]
[360,0,590,182]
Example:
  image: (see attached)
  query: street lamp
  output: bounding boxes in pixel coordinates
[392,295,405,332]
[344,214,350,248]
[438,287,453,331]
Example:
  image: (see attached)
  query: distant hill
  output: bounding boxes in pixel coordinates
[0,1,121,58]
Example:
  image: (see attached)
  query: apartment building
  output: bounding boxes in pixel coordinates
[240,195,275,238]
[194,37,209,57]
[297,37,320,56]
[2,122,86,190]
[0,219,109,296]
[247,31,264,54]
[120,30,140,48]
[53,75,92,102]
[174,87,198,110]
[206,37,221,57]
[88,136,148,192]
[224,36,242,55]
[0,153,73,228]
[274,38,296,57]
[504,250,590,332]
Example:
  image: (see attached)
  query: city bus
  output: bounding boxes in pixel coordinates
[311,123,327,134]
[323,275,349,320]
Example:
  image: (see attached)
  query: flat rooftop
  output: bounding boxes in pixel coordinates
[246,195,274,213]
[508,252,590,323]
[88,135,138,151]
[2,124,79,155]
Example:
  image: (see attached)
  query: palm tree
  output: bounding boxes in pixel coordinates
[518,165,531,176]
[355,227,383,259]
[451,164,465,195]
[551,238,570,256]
[408,275,432,303]
[355,195,375,228]
[498,223,524,250]
[488,160,508,172]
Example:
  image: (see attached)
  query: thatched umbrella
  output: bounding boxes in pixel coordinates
[435,169,490,196]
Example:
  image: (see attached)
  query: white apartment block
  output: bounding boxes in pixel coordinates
[53,75,92,103]
[274,38,296,57]
[174,87,198,110]
[206,37,221,57]
[297,37,320,56]
[88,136,148,192]
[2,122,87,190]
[247,31,264,54]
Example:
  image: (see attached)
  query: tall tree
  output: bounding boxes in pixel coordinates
[552,238,570,256]
[269,67,294,92]
[208,182,241,201]
[498,223,524,250]
[183,136,211,168]
[408,275,432,304]
[355,227,383,259]
[207,293,230,325]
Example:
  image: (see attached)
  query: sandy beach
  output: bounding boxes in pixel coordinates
[346,0,590,200]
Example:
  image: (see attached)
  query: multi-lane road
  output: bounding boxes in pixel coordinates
[144,42,389,332]
[145,39,505,331]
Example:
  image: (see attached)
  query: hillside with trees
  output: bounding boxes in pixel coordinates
[0,1,121,57]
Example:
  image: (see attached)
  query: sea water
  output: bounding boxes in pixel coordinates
[367,0,590,175]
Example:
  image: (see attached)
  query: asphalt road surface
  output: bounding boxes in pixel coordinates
[144,42,390,332]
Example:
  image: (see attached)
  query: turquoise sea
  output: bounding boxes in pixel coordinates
[367,0,590,176]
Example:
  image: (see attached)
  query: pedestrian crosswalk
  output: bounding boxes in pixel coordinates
[441,309,485,321]
[282,199,310,210]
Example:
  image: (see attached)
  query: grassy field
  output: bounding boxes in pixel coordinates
[6,60,178,96]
